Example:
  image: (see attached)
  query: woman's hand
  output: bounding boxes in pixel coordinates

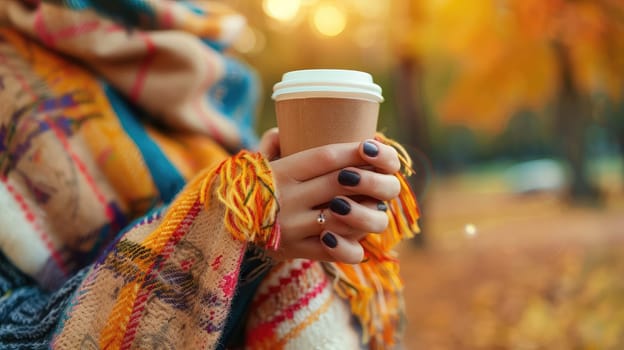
[257,128,401,264]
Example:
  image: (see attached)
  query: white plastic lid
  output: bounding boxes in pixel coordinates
[272,69,384,103]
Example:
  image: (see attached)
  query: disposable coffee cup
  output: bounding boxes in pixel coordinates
[272,69,383,156]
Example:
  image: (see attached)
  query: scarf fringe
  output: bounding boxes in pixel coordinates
[198,151,281,250]
[325,133,421,349]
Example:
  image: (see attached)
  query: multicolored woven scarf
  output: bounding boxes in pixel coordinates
[0,1,420,349]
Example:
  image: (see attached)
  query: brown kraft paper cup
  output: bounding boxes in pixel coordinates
[276,97,379,156]
[272,69,383,157]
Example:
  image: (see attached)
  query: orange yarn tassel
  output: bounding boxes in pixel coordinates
[326,133,421,349]
[199,151,281,250]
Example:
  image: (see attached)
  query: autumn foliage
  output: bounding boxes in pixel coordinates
[408,0,624,132]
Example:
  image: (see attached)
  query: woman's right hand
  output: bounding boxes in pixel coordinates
[258,128,401,264]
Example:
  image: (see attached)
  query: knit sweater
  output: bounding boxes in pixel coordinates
[0,1,419,349]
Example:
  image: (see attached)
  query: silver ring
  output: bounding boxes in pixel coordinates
[317,210,327,225]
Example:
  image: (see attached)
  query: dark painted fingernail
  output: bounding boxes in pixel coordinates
[363,141,379,157]
[338,170,360,186]
[329,198,351,215]
[322,232,338,248]
[377,201,388,212]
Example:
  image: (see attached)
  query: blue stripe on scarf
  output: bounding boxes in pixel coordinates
[103,83,186,203]
[208,58,260,150]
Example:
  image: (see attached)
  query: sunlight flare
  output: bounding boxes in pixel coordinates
[263,0,301,22]
[312,4,347,37]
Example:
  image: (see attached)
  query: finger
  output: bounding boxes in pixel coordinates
[294,197,389,240]
[335,200,389,240]
[319,223,373,243]
[267,236,331,262]
[319,217,368,241]
[337,168,401,200]
[272,142,366,181]
[359,139,401,174]
[258,127,281,160]
[298,167,401,206]
[320,231,364,264]
[326,197,389,234]
[291,208,369,242]
[271,235,357,263]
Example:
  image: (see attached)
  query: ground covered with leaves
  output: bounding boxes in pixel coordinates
[400,172,624,349]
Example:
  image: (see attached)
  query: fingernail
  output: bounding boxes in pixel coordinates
[338,170,360,186]
[363,141,379,157]
[329,198,351,215]
[322,232,338,248]
[377,201,388,212]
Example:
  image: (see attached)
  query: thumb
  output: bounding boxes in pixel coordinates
[258,127,281,160]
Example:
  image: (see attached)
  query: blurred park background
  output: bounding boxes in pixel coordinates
[226,0,624,348]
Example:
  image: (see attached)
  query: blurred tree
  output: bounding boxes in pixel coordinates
[392,0,431,244]
[410,0,624,201]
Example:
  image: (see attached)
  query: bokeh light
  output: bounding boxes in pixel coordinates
[262,0,301,22]
[312,3,347,37]
[233,26,266,55]
[465,224,477,237]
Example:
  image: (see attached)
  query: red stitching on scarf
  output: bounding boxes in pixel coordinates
[130,32,156,102]
[250,260,315,310]
[42,115,117,224]
[247,274,330,344]
[120,200,202,349]
[1,177,69,277]
[0,50,69,277]
[33,8,55,47]
[51,21,101,42]
[162,1,175,29]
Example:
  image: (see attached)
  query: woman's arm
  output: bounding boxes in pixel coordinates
[50,138,405,349]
